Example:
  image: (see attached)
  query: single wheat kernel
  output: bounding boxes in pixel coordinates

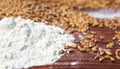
[67,48,74,53]
[99,56,105,62]
[99,48,105,55]
[106,42,114,49]
[110,57,115,62]
[91,46,98,52]
[115,49,120,60]
[105,51,112,55]
[94,55,99,60]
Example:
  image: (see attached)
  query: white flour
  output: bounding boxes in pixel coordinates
[0,17,74,69]
[87,9,120,19]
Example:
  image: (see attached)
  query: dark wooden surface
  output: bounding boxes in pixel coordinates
[27,26,120,69]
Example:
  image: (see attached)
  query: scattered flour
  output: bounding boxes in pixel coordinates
[0,17,74,69]
[87,9,120,19]
[71,61,79,65]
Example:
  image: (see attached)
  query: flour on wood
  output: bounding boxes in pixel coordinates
[0,17,74,69]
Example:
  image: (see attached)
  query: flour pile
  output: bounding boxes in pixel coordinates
[0,17,74,69]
